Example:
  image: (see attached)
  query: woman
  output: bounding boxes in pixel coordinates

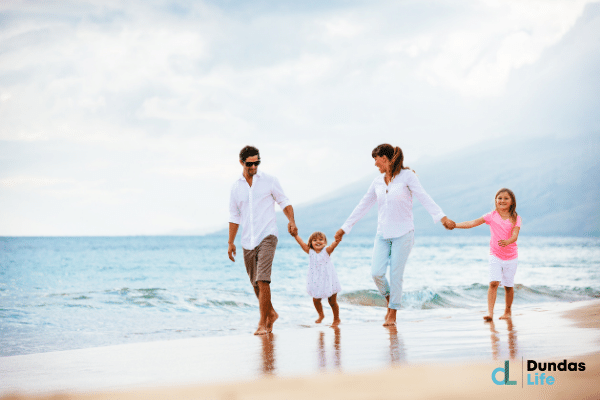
[335,144,455,326]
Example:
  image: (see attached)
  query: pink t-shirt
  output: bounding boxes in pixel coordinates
[483,210,522,260]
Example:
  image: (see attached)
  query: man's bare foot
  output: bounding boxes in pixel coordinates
[254,325,269,335]
[266,310,279,332]
[499,313,511,320]
[331,318,341,326]
[315,314,325,323]
[385,307,391,320]
[483,315,493,322]
[383,319,396,327]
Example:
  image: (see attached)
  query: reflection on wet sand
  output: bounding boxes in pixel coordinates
[257,324,407,376]
[317,327,342,371]
[259,333,276,374]
[488,319,518,360]
[385,325,406,365]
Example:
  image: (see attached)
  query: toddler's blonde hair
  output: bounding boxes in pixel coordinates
[307,231,327,250]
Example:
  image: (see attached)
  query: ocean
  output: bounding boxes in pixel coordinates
[1,235,599,357]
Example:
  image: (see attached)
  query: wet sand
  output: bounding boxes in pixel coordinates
[2,300,600,399]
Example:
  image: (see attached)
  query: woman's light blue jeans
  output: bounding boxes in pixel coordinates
[371,230,414,310]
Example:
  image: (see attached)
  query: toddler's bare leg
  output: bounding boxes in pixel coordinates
[328,294,341,326]
[313,298,325,323]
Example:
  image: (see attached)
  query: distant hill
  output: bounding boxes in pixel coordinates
[218,133,600,238]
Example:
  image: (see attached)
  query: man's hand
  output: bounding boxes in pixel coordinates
[334,229,345,242]
[441,216,456,230]
[228,242,236,262]
[288,221,298,236]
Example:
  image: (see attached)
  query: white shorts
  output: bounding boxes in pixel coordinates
[489,254,518,287]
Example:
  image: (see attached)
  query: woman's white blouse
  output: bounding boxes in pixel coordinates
[341,169,445,239]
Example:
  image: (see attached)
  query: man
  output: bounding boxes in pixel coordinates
[228,145,297,335]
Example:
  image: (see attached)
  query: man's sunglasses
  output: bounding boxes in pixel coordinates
[244,160,261,167]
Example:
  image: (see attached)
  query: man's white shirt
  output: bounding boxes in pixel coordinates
[229,170,291,250]
[341,169,445,239]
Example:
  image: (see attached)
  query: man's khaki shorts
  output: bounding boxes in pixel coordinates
[243,235,278,287]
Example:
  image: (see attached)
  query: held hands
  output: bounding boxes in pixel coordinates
[288,221,298,237]
[334,229,345,242]
[228,242,236,262]
[441,216,456,230]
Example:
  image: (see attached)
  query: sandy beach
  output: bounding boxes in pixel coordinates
[2,300,600,400]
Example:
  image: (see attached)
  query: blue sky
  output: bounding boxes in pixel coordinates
[1,0,599,236]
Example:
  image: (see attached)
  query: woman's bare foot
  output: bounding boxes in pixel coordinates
[331,318,341,326]
[315,314,325,323]
[383,309,397,326]
[499,312,511,320]
[266,310,279,332]
[483,315,493,322]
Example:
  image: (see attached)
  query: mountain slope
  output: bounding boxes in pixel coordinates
[273,133,600,237]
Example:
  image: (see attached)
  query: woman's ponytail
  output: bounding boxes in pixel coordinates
[390,147,404,178]
[372,143,411,179]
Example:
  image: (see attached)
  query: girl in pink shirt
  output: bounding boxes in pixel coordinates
[455,188,522,321]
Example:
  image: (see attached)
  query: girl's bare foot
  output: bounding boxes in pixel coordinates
[313,298,325,324]
[331,318,341,326]
[499,312,511,320]
[483,315,493,322]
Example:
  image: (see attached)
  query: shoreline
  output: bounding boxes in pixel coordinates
[2,299,600,399]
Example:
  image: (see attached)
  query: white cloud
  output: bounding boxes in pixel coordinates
[416,0,597,96]
[0,0,598,235]
[0,176,75,188]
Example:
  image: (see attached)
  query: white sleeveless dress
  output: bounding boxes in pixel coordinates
[306,249,342,299]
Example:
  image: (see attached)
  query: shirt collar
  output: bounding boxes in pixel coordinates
[239,170,262,180]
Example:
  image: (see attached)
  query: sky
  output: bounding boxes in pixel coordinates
[1,0,599,236]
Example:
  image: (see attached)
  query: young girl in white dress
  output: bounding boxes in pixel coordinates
[292,231,342,326]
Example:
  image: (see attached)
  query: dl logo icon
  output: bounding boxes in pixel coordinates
[492,360,517,385]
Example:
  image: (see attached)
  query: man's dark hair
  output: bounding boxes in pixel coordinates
[239,146,260,162]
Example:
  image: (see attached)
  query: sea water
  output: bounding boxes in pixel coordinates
[1,235,599,356]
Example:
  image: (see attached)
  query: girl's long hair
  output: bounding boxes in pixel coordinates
[495,188,518,225]
[307,231,327,250]
[372,143,408,179]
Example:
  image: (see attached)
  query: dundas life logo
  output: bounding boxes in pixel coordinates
[491,360,517,385]
[491,359,586,386]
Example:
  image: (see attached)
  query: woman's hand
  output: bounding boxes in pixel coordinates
[334,229,345,242]
[441,216,456,230]
[498,239,510,247]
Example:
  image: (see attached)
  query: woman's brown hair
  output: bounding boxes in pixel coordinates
[372,143,408,178]
[495,188,518,225]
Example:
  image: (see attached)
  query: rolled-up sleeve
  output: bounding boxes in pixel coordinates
[341,180,377,234]
[406,170,445,223]
[229,183,242,224]
[271,177,291,210]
